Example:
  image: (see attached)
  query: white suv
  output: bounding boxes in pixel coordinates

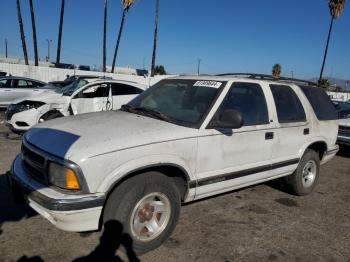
[8,74,339,253]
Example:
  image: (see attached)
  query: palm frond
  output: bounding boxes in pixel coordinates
[122,0,134,11]
[329,0,346,18]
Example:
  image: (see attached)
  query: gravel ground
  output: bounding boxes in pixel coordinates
[0,110,349,262]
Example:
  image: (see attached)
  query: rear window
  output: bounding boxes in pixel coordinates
[270,85,306,123]
[299,85,338,120]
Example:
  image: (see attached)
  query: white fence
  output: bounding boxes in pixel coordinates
[0,62,171,86]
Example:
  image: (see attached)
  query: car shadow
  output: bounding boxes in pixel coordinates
[0,172,37,236]
[16,220,140,262]
[73,220,140,262]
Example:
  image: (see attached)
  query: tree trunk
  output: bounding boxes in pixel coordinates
[103,0,108,72]
[319,16,334,85]
[16,0,29,65]
[151,0,159,77]
[111,9,126,73]
[56,0,65,67]
[29,0,39,66]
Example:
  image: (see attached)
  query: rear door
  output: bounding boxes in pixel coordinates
[0,78,13,106]
[70,83,110,114]
[110,83,144,109]
[269,84,310,175]
[11,79,35,102]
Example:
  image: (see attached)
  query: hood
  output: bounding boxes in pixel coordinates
[339,118,350,127]
[24,111,198,161]
[14,90,67,105]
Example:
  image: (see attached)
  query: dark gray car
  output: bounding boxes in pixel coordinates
[0,76,55,108]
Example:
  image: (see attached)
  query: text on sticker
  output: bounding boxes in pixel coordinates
[193,81,222,89]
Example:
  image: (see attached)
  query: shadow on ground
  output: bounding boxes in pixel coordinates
[16,220,140,262]
[0,172,37,236]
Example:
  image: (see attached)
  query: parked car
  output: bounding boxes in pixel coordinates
[0,76,51,108]
[5,77,146,133]
[8,75,339,253]
[49,75,108,88]
[333,101,350,145]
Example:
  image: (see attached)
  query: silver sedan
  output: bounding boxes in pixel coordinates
[0,76,55,108]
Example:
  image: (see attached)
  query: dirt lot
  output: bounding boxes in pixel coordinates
[0,110,349,262]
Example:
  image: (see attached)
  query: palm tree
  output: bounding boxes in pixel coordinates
[16,0,29,65]
[56,0,65,67]
[103,0,108,72]
[272,63,282,79]
[29,0,39,66]
[111,0,134,73]
[319,78,331,90]
[319,0,346,84]
[151,0,159,76]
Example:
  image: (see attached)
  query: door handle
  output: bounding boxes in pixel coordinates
[33,89,39,91]
[4,89,11,91]
[304,128,310,135]
[265,132,274,140]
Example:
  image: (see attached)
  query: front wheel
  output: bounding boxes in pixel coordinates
[103,172,181,254]
[284,149,320,196]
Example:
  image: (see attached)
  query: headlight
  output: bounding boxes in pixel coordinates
[14,101,46,112]
[48,162,80,190]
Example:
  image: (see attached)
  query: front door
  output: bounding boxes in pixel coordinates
[195,82,276,199]
[70,83,110,115]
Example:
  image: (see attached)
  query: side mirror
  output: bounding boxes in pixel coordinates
[83,86,98,94]
[211,109,244,129]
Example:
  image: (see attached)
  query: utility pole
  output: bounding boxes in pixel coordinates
[291,70,294,79]
[46,39,52,62]
[5,39,8,58]
[197,58,201,75]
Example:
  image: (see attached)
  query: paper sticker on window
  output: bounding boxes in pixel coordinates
[193,81,222,89]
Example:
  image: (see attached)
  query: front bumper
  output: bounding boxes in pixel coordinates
[8,155,105,232]
[5,108,39,132]
[337,135,350,146]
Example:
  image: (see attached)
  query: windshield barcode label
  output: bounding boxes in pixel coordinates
[193,81,222,89]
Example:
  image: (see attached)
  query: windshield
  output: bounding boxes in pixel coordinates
[334,102,350,119]
[56,79,88,96]
[125,79,224,126]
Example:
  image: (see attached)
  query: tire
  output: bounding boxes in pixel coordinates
[39,111,63,123]
[284,149,320,196]
[103,172,181,254]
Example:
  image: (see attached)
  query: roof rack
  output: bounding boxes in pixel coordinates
[216,73,317,86]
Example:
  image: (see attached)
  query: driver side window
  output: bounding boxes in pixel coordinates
[75,84,109,99]
[216,82,269,126]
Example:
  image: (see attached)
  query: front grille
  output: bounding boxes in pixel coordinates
[22,144,48,184]
[339,126,350,137]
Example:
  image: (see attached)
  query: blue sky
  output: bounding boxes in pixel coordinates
[0,0,349,79]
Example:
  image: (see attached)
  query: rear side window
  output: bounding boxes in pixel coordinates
[111,83,143,95]
[270,85,306,123]
[299,85,337,120]
[217,82,269,126]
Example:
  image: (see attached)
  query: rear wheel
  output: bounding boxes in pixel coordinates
[284,149,320,196]
[103,172,181,254]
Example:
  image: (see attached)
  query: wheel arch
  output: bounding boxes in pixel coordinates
[104,163,192,202]
[39,109,64,121]
[304,141,328,161]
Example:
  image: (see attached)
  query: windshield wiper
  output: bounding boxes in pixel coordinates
[120,105,172,122]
